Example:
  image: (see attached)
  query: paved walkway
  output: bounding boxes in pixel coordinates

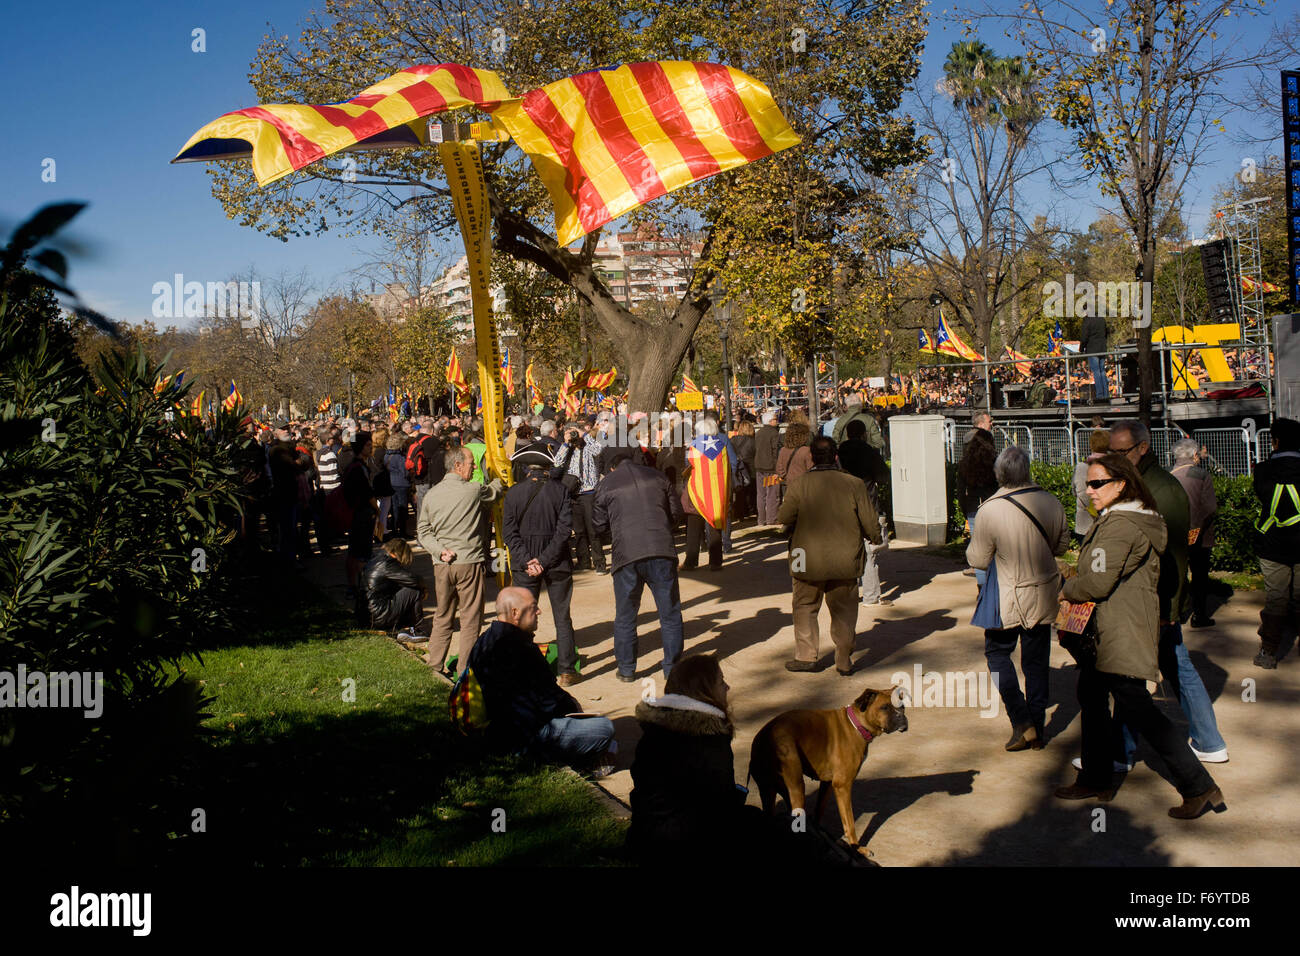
[307,519,1298,866]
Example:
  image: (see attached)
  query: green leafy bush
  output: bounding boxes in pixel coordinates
[1209,474,1260,573]
[1,206,251,857]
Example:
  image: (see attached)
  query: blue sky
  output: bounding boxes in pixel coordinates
[0,1,1289,325]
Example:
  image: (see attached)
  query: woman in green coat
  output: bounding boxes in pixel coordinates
[1054,454,1225,820]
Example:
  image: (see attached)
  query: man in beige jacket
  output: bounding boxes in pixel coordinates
[417,446,504,675]
[776,436,882,675]
[967,445,1069,752]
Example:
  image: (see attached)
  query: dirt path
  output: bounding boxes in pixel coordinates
[307,521,1297,866]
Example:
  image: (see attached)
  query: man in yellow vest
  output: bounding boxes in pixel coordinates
[1253,417,1300,668]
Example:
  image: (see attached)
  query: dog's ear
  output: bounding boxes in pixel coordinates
[853,688,878,711]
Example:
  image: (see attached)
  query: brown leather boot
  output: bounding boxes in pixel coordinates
[1054,781,1115,801]
[1169,786,1226,819]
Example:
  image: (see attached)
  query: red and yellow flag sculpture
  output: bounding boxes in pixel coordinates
[172,64,511,186]
[492,62,801,246]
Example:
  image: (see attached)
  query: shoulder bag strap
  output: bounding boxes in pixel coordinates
[1000,488,1054,552]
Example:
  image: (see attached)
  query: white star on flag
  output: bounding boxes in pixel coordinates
[700,436,720,452]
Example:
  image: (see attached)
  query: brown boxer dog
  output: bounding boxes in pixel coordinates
[748,685,908,850]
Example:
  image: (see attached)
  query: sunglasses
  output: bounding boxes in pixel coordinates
[1086,477,1122,490]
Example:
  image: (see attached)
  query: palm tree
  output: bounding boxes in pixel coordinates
[986,56,1041,348]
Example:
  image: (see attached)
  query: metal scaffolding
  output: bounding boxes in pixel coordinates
[1219,196,1271,346]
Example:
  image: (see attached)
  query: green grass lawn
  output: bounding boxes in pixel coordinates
[166,600,626,866]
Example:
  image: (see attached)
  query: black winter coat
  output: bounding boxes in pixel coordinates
[592,461,677,572]
[626,697,744,860]
[957,428,998,516]
[503,474,573,572]
[362,554,422,627]
[468,621,578,750]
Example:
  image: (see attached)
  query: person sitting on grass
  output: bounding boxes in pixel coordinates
[362,537,429,642]
[467,587,616,774]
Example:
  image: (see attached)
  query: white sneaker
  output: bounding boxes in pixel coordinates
[1071,756,1133,773]
[1190,746,1229,763]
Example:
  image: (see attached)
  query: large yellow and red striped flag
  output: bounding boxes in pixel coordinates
[446,349,469,390]
[493,62,801,247]
[686,434,732,530]
[681,374,701,393]
[172,64,512,186]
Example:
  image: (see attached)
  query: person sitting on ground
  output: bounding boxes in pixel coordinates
[467,586,616,771]
[363,538,429,641]
[627,653,756,863]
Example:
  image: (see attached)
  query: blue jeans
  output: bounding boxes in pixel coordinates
[1088,355,1108,399]
[1117,624,1227,759]
[612,557,685,679]
[535,715,616,761]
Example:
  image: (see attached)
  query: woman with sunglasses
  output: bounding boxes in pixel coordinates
[1055,454,1225,819]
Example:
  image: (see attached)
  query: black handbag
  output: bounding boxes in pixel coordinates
[1057,610,1099,668]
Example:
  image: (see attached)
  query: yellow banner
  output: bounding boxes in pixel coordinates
[440,141,508,485]
[675,391,704,411]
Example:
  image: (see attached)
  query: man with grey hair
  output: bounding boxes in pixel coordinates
[1099,419,1229,765]
[754,409,783,526]
[831,392,885,452]
[967,445,1069,752]
[417,446,504,675]
[1170,438,1218,627]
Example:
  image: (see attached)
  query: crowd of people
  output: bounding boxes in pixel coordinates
[232,393,1300,860]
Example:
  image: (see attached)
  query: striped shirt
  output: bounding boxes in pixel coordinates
[316,445,341,492]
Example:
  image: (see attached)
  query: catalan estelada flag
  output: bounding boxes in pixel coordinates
[681,374,701,393]
[189,390,205,418]
[779,373,788,389]
[222,381,242,412]
[492,62,801,246]
[172,64,512,187]
[318,395,332,413]
[686,434,732,530]
[935,312,984,362]
[918,328,937,354]
[501,351,514,396]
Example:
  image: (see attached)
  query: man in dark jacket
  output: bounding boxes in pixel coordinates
[958,413,998,581]
[469,587,615,765]
[592,448,685,681]
[1080,314,1109,402]
[755,410,783,526]
[1252,417,1300,668]
[838,418,892,606]
[503,450,580,685]
[1109,420,1228,763]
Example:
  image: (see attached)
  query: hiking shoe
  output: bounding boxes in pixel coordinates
[1254,648,1278,669]
[616,671,637,683]
[557,672,581,687]
[396,629,429,644]
[785,659,819,673]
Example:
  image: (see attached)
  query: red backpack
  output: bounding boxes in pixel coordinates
[405,436,429,484]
